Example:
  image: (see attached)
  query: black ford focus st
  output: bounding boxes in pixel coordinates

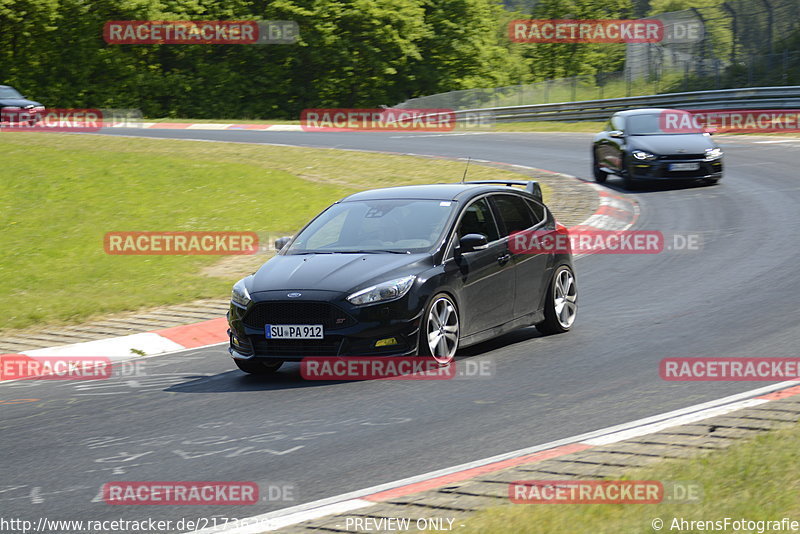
[227,181,576,374]
[592,108,723,189]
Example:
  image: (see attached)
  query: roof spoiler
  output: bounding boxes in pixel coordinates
[463,180,543,203]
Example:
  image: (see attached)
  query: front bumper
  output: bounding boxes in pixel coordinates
[227,292,424,362]
[629,157,723,181]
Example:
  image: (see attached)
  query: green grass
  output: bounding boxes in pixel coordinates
[452,423,800,533]
[0,132,548,330]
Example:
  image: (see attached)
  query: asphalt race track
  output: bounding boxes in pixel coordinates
[3,129,799,529]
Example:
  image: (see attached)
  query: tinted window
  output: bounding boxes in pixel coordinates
[627,111,704,135]
[457,198,499,242]
[493,195,536,236]
[525,198,545,224]
[0,87,23,99]
[286,199,454,254]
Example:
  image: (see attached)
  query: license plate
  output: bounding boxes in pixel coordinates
[265,324,323,339]
[669,162,700,171]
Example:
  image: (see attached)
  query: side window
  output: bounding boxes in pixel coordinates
[611,115,625,132]
[524,198,545,225]
[457,198,500,242]
[492,194,536,237]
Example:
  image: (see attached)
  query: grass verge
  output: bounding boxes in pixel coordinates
[0,132,549,330]
[452,423,800,533]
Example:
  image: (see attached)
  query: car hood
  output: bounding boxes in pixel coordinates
[0,98,42,108]
[628,134,716,154]
[249,252,430,294]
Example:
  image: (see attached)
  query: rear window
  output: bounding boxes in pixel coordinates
[492,194,536,237]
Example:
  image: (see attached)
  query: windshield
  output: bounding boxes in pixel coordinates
[286,199,455,254]
[0,87,23,99]
[627,112,704,135]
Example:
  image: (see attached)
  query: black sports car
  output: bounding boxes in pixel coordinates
[592,108,723,189]
[0,85,45,125]
[227,181,577,374]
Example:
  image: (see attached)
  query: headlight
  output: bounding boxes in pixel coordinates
[705,148,723,160]
[346,275,416,306]
[231,278,251,308]
[632,150,657,161]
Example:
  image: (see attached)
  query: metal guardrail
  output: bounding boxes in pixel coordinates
[446,86,800,122]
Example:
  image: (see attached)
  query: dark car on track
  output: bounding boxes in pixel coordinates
[227,181,577,374]
[592,108,723,189]
[0,85,45,125]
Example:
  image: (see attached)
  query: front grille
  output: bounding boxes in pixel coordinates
[660,154,705,160]
[250,337,344,357]
[243,301,355,330]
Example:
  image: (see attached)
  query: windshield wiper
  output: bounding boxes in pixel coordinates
[288,249,411,255]
[342,249,410,254]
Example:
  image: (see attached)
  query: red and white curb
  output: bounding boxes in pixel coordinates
[0,318,229,373]
[187,380,800,533]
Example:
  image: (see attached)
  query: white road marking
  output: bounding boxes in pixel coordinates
[184,379,799,533]
[582,398,768,445]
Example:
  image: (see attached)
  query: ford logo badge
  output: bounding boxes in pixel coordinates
[287,292,302,298]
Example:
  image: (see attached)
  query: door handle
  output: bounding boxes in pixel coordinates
[497,253,511,265]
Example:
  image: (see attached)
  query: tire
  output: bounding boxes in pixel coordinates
[419,293,460,365]
[592,153,608,183]
[621,166,637,190]
[536,265,578,335]
[235,358,283,374]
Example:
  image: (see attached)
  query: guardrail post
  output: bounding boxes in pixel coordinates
[625,67,632,97]
[783,49,790,85]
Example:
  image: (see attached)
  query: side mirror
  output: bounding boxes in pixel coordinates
[459,233,488,253]
[274,236,292,251]
[609,130,624,139]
